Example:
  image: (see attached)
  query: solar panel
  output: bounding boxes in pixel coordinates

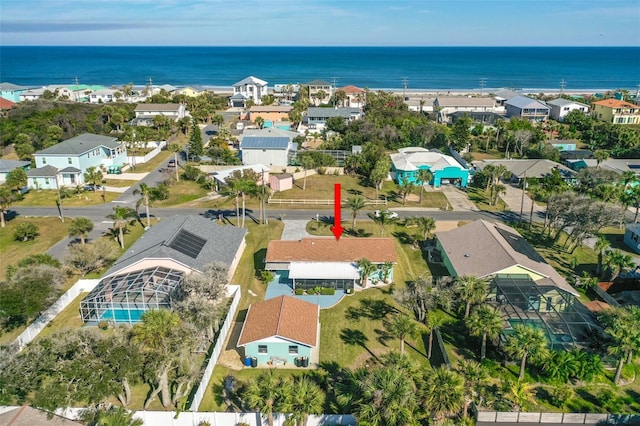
[168,229,206,259]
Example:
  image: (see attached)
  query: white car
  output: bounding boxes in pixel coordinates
[374,210,399,219]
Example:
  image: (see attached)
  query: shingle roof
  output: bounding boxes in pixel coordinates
[0,405,83,425]
[233,76,268,86]
[435,96,495,107]
[58,166,82,173]
[237,295,319,347]
[134,103,182,112]
[26,165,59,177]
[241,136,290,150]
[0,82,34,91]
[505,96,549,110]
[0,160,30,173]
[266,237,397,264]
[474,159,574,179]
[35,133,120,156]
[306,79,332,86]
[592,99,638,109]
[547,98,588,108]
[249,105,293,113]
[307,107,360,118]
[436,220,575,294]
[103,215,247,277]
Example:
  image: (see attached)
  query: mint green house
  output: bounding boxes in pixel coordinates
[390,147,470,187]
[237,295,319,367]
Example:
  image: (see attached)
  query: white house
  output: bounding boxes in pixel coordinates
[240,137,297,167]
[89,88,119,103]
[434,96,497,123]
[230,76,268,108]
[19,87,46,102]
[547,98,590,122]
[134,103,186,121]
[305,107,362,130]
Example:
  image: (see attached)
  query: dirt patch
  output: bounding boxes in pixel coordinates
[434,221,460,232]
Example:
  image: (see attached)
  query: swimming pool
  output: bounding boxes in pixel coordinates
[101,309,146,323]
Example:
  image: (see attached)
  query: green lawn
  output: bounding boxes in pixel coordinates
[13,189,120,207]
[128,150,172,173]
[600,226,638,259]
[103,179,139,188]
[466,187,508,212]
[152,180,209,207]
[0,217,69,281]
[37,293,87,340]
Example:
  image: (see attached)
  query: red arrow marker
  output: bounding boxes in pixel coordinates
[331,183,344,241]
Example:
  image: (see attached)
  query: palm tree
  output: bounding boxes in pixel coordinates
[285,375,324,426]
[594,235,610,277]
[425,310,446,359]
[380,260,394,283]
[504,324,549,381]
[107,206,137,249]
[387,314,419,355]
[0,187,15,228]
[244,370,289,426]
[505,379,534,412]
[423,367,464,422]
[357,258,376,287]
[68,217,94,245]
[255,116,265,129]
[593,149,610,168]
[400,177,415,205]
[211,113,225,132]
[345,194,366,229]
[456,275,489,319]
[416,168,434,204]
[133,183,153,228]
[372,209,394,237]
[600,306,640,384]
[415,216,436,244]
[83,166,103,191]
[456,359,488,418]
[466,305,503,360]
[603,249,634,281]
[168,143,181,182]
[300,155,315,191]
[492,183,506,206]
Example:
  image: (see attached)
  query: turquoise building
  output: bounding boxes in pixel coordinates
[238,296,319,367]
[390,147,470,187]
[0,82,36,103]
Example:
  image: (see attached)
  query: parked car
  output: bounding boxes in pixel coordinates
[168,159,178,167]
[83,184,103,191]
[374,210,399,219]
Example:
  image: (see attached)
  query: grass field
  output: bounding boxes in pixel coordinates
[152,180,209,206]
[12,189,120,207]
[128,150,172,173]
[466,187,508,212]
[103,179,139,187]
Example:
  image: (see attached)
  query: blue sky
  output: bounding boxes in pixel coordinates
[1,0,639,46]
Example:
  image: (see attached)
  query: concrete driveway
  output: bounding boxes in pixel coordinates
[440,185,479,211]
[501,184,545,219]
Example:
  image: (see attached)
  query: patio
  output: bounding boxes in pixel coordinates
[265,277,345,309]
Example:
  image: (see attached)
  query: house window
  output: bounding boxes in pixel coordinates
[44,178,49,185]
[68,158,72,164]
[288,345,299,354]
[258,345,267,354]
[42,158,47,164]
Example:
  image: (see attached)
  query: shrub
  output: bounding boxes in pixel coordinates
[317,167,327,175]
[259,270,274,284]
[295,288,304,295]
[182,165,203,181]
[14,222,39,241]
[98,320,109,330]
[320,287,335,295]
[307,288,316,295]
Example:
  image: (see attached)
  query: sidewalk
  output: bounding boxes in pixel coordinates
[281,220,312,240]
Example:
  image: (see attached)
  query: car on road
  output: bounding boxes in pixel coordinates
[373,209,399,219]
[83,184,103,191]
[168,159,179,167]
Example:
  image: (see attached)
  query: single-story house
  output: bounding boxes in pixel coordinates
[151,84,178,95]
[434,96,497,123]
[0,159,30,184]
[0,82,39,102]
[265,237,397,291]
[559,150,593,162]
[473,159,575,184]
[80,215,247,324]
[238,295,319,367]
[174,86,203,97]
[270,173,293,192]
[305,107,362,129]
[133,103,187,125]
[247,105,292,123]
[505,96,550,122]
[210,164,269,191]
[435,220,577,295]
[231,76,268,108]
[391,147,470,187]
[405,97,435,113]
[624,224,640,254]
[30,133,127,189]
[547,98,589,122]
[564,158,640,179]
[19,87,46,102]
[241,127,300,142]
[240,136,297,167]
[89,88,119,103]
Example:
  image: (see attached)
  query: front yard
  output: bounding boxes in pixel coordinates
[13,189,120,207]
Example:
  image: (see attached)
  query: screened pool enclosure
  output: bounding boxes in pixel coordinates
[80,266,184,325]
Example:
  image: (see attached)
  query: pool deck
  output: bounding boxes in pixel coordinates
[265,280,345,309]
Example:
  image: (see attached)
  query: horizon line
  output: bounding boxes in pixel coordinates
[2,45,639,48]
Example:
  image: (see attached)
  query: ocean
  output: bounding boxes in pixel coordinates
[1,46,639,92]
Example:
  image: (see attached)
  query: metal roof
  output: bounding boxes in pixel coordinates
[241,136,290,150]
[35,133,120,156]
[307,107,360,118]
[289,261,360,280]
[505,95,549,110]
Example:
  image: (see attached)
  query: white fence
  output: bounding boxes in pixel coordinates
[13,279,99,351]
[130,141,167,165]
[189,285,241,411]
[477,411,640,424]
[268,197,387,206]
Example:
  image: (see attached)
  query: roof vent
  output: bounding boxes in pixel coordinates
[464,253,471,257]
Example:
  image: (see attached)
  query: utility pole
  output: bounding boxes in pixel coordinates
[146,76,153,96]
[560,79,566,94]
[519,169,527,222]
[402,77,408,100]
[331,77,338,106]
[479,78,487,96]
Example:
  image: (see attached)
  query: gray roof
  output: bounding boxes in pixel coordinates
[241,136,290,150]
[0,160,30,173]
[0,82,35,91]
[474,159,575,179]
[233,76,268,86]
[307,107,360,118]
[26,165,59,177]
[104,215,247,277]
[435,96,496,107]
[241,127,299,140]
[0,406,83,425]
[306,79,332,86]
[436,220,576,294]
[494,89,520,100]
[58,166,81,173]
[505,95,549,110]
[35,133,120,156]
[134,103,182,112]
